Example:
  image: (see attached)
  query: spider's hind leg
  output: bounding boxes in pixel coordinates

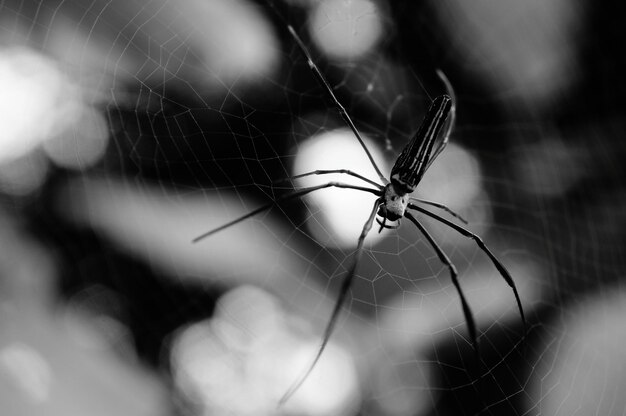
[409,197,468,224]
[404,211,480,361]
[408,203,527,333]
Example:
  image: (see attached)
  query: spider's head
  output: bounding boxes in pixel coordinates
[379,183,409,222]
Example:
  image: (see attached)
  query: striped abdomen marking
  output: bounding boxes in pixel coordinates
[390,95,452,194]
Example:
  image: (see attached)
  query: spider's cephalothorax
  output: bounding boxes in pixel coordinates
[379,183,410,222]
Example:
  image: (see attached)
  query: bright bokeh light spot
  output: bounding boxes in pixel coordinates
[418,143,481,208]
[0,343,52,404]
[281,340,359,415]
[42,106,109,170]
[0,46,109,195]
[293,128,388,249]
[169,285,358,415]
[434,0,582,109]
[0,48,72,163]
[529,289,626,416]
[176,0,279,84]
[0,151,49,196]
[42,0,280,91]
[309,0,384,60]
[417,143,489,243]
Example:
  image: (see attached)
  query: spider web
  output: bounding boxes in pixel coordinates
[1,1,626,415]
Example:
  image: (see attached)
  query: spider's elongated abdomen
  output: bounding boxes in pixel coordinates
[390,95,452,194]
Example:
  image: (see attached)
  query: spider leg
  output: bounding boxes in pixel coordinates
[376,217,401,233]
[279,198,382,406]
[193,182,382,243]
[285,25,388,185]
[404,212,479,358]
[274,169,384,189]
[409,197,468,224]
[408,203,527,332]
[377,216,387,233]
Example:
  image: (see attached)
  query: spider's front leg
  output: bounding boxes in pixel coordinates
[193,182,382,243]
[279,197,383,405]
[404,211,479,358]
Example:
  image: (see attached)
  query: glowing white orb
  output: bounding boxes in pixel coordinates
[0,48,70,163]
[178,0,279,84]
[0,47,109,195]
[293,128,388,248]
[42,106,109,170]
[0,343,52,403]
[169,285,359,415]
[309,0,384,60]
[417,143,490,245]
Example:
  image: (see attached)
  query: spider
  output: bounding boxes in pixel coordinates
[193,24,526,405]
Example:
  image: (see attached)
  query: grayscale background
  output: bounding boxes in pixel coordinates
[0,1,623,415]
